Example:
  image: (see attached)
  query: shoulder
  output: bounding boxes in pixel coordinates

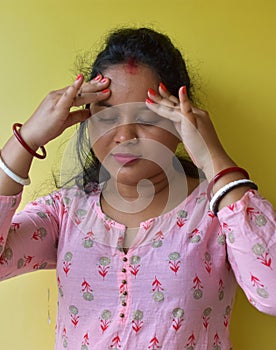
[59,183,102,209]
[30,183,101,210]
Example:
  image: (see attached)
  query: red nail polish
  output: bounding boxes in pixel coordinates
[76,74,83,80]
[148,88,157,96]
[94,74,101,81]
[182,86,187,94]
[102,89,109,94]
[159,82,168,92]
[146,97,155,104]
[100,78,107,83]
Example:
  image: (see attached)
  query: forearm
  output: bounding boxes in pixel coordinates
[218,191,276,315]
[0,192,59,281]
[0,135,34,196]
[204,154,255,213]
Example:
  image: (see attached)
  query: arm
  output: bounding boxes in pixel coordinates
[0,73,111,278]
[0,73,110,196]
[218,190,276,315]
[0,191,60,280]
[146,84,255,209]
[146,84,276,314]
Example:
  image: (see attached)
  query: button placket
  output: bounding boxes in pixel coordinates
[119,255,129,319]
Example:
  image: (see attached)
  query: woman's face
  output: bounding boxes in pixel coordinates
[88,63,180,185]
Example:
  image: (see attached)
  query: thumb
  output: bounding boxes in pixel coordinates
[65,109,91,128]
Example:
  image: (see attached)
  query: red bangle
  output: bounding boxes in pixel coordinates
[207,166,249,201]
[12,123,47,159]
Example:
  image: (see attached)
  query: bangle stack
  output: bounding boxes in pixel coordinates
[207,167,258,215]
[0,154,30,186]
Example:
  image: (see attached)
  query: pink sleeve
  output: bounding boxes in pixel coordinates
[218,190,276,315]
[0,191,60,281]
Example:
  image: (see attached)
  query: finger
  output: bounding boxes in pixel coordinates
[179,86,193,114]
[73,88,111,107]
[63,109,91,129]
[56,74,85,110]
[73,75,111,106]
[77,75,110,95]
[146,96,198,136]
[159,82,179,105]
[148,89,171,106]
[148,88,177,108]
[178,86,207,118]
[146,98,182,123]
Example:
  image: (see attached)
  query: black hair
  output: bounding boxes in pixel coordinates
[57,27,203,192]
[89,27,191,98]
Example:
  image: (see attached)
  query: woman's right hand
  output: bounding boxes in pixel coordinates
[20,74,111,150]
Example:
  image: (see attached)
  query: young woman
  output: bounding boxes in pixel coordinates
[0,27,276,350]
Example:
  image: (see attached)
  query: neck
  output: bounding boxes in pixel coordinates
[101,169,188,216]
[109,171,169,198]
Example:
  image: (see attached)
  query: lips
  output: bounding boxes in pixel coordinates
[112,153,141,164]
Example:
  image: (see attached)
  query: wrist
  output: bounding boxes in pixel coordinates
[201,154,237,182]
[19,124,40,151]
[207,166,250,200]
[210,180,257,215]
[206,165,257,215]
[13,123,47,159]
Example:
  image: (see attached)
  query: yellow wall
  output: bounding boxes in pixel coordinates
[0,0,276,348]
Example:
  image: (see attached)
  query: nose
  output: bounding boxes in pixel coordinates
[113,124,138,144]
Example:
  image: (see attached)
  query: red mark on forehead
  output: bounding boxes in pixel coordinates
[125,58,138,74]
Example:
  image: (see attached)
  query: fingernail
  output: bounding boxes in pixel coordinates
[94,74,101,81]
[182,86,187,94]
[146,97,155,104]
[100,78,107,83]
[102,89,109,94]
[76,74,83,80]
[148,88,157,96]
[159,82,168,92]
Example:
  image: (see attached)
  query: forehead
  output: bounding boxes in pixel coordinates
[124,58,139,74]
[102,63,159,104]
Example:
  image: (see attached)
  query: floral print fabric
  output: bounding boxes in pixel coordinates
[0,181,276,349]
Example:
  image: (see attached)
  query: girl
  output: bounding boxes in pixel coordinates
[0,27,276,350]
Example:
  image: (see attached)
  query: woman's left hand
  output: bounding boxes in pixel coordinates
[146,84,236,180]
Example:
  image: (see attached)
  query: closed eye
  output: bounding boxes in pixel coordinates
[136,111,162,125]
[95,116,119,124]
[136,119,160,125]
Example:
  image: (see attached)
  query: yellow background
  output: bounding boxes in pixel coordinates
[0,0,276,348]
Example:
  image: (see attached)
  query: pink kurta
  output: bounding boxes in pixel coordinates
[1,180,276,349]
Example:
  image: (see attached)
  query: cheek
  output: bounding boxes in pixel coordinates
[146,129,180,152]
[89,130,113,162]
[161,128,181,151]
[92,139,112,166]
[168,136,180,152]
[91,139,103,158]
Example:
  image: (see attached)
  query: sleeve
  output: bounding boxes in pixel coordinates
[218,189,276,315]
[0,191,60,281]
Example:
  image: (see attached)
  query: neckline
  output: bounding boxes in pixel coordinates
[94,179,208,229]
